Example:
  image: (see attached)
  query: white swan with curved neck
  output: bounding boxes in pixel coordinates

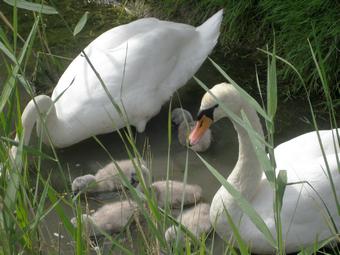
[12,10,223,155]
[189,82,340,254]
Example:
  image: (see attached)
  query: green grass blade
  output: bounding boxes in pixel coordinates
[222,205,249,255]
[73,11,89,36]
[209,57,271,122]
[4,133,24,216]
[163,99,173,229]
[12,0,17,52]
[257,48,306,88]
[266,43,277,124]
[30,174,51,231]
[0,17,39,114]
[47,186,75,238]
[276,170,287,213]
[0,41,16,63]
[241,111,275,185]
[255,65,265,109]
[297,235,338,255]
[304,41,340,214]
[74,198,84,255]
[4,0,58,15]
[0,137,57,161]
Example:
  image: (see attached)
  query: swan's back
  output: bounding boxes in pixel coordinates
[242,153,340,253]
[274,129,340,164]
[49,11,223,147]
[86,18,160,50]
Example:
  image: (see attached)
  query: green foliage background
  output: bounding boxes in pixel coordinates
[144,0,340,97]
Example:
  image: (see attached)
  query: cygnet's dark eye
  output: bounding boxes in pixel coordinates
[196,104,218,120]
[131,172,138,186]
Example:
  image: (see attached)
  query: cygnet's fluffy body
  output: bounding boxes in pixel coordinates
[165,203,211,244]
[171,108,212,152]
[71,200,138,236]
[72,158,149,194]
[151,180,202,208]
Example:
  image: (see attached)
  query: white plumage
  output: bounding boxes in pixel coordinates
[165,203,211,244]
[71,158,149,194]
[151,180,202,209]
[70,200,138,236]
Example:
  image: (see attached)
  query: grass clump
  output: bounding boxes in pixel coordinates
[142,0,340,98]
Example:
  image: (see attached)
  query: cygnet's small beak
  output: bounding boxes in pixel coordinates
[189,115,213,146]
[130,173,139,187]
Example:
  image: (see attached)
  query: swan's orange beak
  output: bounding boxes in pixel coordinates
[189,115,213,146]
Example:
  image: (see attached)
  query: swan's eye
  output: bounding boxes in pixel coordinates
[196,104,218,121]
[196,111,204,121]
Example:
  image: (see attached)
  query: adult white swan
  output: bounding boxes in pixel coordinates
[12,10,223,155]
[189,82,340,253]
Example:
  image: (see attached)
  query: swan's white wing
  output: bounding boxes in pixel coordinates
[274,129,340,165]
[51,18,176,101]
[50,23,200,145]
[53,24,197,110]
[52,17,197,101]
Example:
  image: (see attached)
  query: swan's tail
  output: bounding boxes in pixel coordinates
[196,9,223,46]
[163,10,223,93]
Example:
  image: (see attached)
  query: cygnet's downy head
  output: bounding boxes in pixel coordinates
[72,174,96,195]
[70,214,101,236]
[172,108,212,152]
[171,108,193,125]
[189,83,242,146]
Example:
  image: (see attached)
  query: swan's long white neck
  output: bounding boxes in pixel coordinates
[211,102,264,235]
[230,104,264,199]
[11,95,56,159]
